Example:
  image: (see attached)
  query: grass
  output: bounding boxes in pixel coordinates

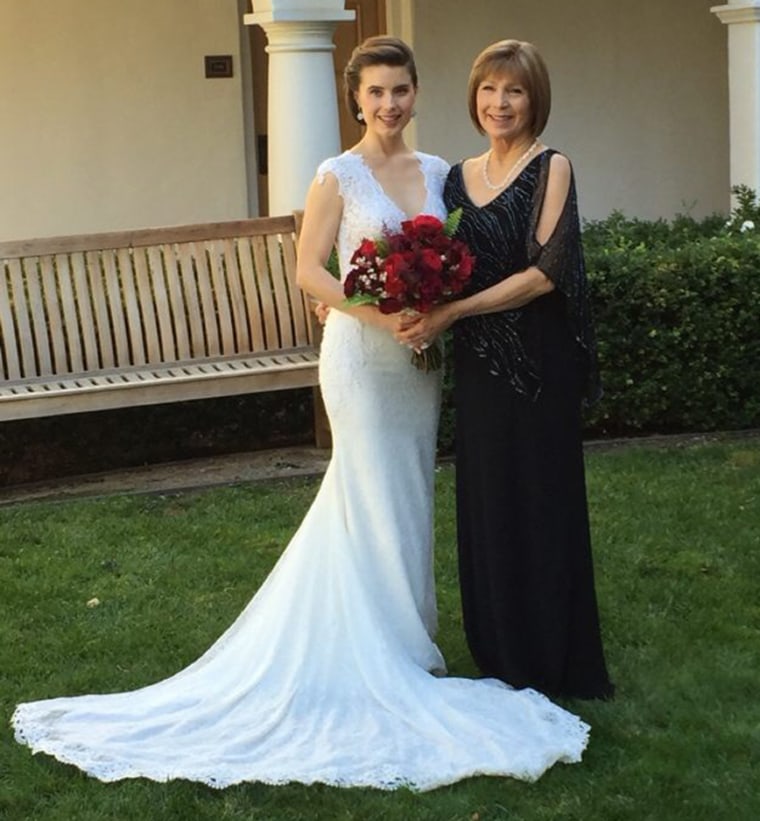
[1,436,759,820]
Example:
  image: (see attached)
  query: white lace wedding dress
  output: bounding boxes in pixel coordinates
[12,151,590,791]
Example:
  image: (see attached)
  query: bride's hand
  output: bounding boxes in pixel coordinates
[313,301,330,326]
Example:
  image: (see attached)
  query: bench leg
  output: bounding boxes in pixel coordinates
[312,386,332,449]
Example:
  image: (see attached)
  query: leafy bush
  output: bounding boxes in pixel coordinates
[584,196,760,435]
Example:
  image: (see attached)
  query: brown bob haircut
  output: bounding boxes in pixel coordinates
[467,40,551,137]
[343,36,418,123]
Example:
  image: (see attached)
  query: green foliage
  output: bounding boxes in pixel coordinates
[584,207,760,435]
[342,292,378,308]
[326,247,340,278]
[2,437,760,819]
[724,184,760,235]
[443,207,464,238]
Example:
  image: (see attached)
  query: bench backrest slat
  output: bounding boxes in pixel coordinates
[86,250,116,369]
[146,245,176,363]
[71,252,101,371]
[23,259,52,376]
[251,235,280,350]
[205,241,236,356]
[0,271,16,379]
[179,243,214,357]
[0,215,313,382]
[162,245,191,361]
[237,239,266,352]
[190,242,221,357]
[102,249,131,367]
[40,256,68,374]
[134,247,165,363]
[267,234,295,349]
[57,256,86,372]
[221,238,252,353]
[8,260,37,377]
[117,248,147,365]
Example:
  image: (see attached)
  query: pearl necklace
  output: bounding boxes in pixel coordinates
[482,139,539,191]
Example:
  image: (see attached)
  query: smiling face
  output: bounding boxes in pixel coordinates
[354,64,417,137]
[476,71,533,144]
[466,41,551,138]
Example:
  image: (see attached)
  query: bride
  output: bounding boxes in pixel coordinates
[12,36,590,791]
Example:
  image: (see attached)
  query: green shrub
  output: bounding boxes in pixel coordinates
[584,201,760,435]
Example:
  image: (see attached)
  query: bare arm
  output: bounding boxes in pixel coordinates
[397,153,571,346]
[296,172,400,333]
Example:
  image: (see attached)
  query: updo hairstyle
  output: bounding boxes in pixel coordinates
[343,36,418,123]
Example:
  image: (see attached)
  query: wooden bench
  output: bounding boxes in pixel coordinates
[0,214,330,447]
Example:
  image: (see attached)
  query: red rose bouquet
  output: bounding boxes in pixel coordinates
[343,208,475,371]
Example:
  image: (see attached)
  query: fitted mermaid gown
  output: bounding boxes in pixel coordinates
[12,151,590,791]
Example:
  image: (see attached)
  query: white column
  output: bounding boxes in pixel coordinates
[244,2,354,216]
[712,2,760,191]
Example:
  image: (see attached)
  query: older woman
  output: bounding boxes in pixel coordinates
[400,39,614,700]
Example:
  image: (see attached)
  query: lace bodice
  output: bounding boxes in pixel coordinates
[317,151,449,280]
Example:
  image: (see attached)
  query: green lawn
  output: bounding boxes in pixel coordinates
[1,437,759,820]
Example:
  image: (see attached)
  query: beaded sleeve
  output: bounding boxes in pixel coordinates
[527,152,601,404]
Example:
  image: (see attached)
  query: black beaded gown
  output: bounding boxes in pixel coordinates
[444,149,614,700]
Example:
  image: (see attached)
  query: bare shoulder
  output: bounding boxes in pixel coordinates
[305,168,341,206]
[545,151,572,200]
[547,151,572,181]
[301,171,343,248]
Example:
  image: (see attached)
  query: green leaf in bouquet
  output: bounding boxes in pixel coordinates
[343,293,380,308]
[443,207,464,238]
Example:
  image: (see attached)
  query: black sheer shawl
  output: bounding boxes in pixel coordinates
[527,150,601,405]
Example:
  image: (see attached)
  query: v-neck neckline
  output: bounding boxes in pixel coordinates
[351,151,429,220]
[459,150,549,210]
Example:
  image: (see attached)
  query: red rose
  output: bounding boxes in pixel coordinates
[383,251,411,279]
[343,270,359,296]
[403,214,444,239]
[358,238,378,258]
[418,247,443,275]
[384,267,407,299]
[420,272,443,300]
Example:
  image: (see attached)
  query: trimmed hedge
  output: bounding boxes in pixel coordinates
[583,199,760,436]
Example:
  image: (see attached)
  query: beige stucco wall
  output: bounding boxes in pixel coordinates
[411,0,729,221]
[0,0,732,238]
[0,0,249,240]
